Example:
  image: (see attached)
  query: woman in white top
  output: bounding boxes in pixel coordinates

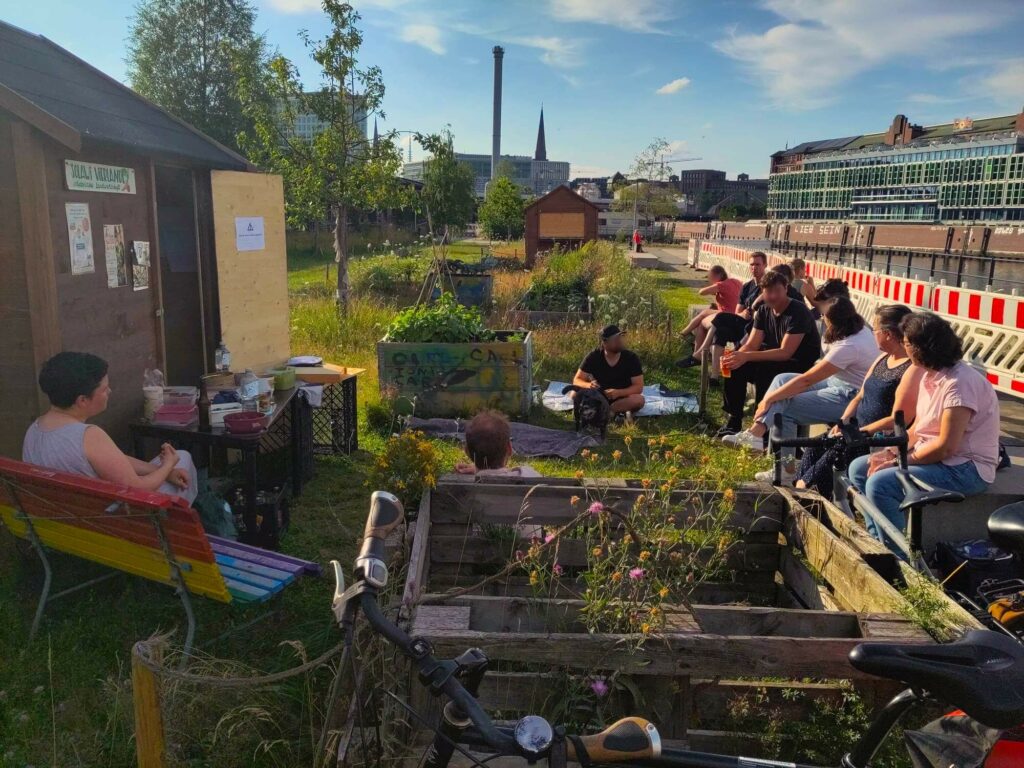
[724,297,880,483]
[22,352,196,502]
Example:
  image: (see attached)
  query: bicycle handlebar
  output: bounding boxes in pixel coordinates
[568,718,661,763]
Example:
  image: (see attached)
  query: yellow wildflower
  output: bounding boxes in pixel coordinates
[581,449,591,458]
[649,606,661,617]
[612,450,623,461]
[700,454,711,465]
[723,488,736,503]
[622,534,633,544]
[641,478,652,489]
[664,451,673,461]
[639,550,651,561]
[611,571,622,583]
[660,483,671,493]
[575,469,585,480]
[570,495,581,506]
[659,435,667,445]
[659,587,670,598]
[641,623,651,634]
[592,547,603,557]
[589,453,599,463]
[624,435,633,446]
[647,438,657,448]
[529,571,540,586]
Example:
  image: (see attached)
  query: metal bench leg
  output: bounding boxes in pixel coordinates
[146,508,198,662]
[178,582,197,659]
[26,523,53,642]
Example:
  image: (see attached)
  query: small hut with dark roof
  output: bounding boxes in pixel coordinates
[523,185,599,267]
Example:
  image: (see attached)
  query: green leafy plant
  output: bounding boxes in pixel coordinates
[384,293,496,343]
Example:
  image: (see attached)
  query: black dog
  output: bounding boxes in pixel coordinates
[562,385,611,439]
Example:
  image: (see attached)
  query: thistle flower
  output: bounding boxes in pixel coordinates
[629,567,645,581]
[553,562,563,576]
[590,678,610,697]
[588,501,605,516]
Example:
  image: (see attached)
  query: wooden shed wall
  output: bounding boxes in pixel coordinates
[43,140,161,446]
[0,115,38,458]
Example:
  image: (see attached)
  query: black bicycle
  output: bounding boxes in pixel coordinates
[768,411,965,572]
[328,491,1024,768]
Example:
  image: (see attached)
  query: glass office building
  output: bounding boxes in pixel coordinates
[768,113,1024,222]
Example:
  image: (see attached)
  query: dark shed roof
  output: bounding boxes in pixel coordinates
[0,20,249,169]
[525,184,599,211]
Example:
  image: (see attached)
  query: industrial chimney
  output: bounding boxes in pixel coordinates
[491,46,504,181]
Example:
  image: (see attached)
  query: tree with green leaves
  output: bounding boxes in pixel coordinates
[415,128,476,242]
[127,0,266,151]
[235,0,407,312]
[478,175,526,242]
[612,182,679,218]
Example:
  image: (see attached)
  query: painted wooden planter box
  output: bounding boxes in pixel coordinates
[375,476,978,759]
[377,331,533,418]
[429,272,494,308]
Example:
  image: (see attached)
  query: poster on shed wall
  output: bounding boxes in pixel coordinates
[65,203,95,275]
[132,241,150,291]
[103,224,128,287]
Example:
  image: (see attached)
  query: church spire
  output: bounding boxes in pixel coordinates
[372,118,379,147]
[534,107,547,161]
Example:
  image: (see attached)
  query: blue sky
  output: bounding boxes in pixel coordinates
[6,0,1024,178]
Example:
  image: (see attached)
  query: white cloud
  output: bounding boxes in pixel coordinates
[571,163,613,178]
[714,0,1007,109]
[979,59,1024,108]
[548,0,675,33]
[505,35,583,69]
[656,77,691,95]
[399,23,446,55]
[665,139,690,156]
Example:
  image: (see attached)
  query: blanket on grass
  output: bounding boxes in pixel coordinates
[540,381,698,417]
[406,417,600,458]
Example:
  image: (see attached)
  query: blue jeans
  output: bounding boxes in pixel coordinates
[848,455,989,553]
[760,373,859,465]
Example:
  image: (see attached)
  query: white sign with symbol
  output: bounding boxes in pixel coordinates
[234,216,266,251]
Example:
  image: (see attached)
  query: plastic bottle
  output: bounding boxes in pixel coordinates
[239,369,259,411]
[198,382,211,430]
[721,342,735,379]
[215,340,231,373]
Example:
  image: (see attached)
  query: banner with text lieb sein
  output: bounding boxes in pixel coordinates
[65,160,136,194]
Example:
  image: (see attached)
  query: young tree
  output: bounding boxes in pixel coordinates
[478,176,526,242]
[236,0,407,312]
[415,128,476,242]
[127,0,266,151]
[623,137,676,225]
[612,182,680,218]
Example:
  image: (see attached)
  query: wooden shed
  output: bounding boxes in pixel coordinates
[523,185,598,267]
[0,21,290,457]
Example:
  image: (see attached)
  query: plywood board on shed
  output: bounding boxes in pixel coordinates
[210,171,289,371]
[539,212,584,238]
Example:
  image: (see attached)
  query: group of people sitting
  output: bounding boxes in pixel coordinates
[677,251,1002,551]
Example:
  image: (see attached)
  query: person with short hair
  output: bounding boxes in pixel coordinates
[724,297,880,483]
[718,269,821,437]
[709,251,768,386]
[573,325,645,419]
[848,312,1000,554]
[789,258,817,307]
[23,352,197,502]
[455,409,541,477]
[676,265,742,369]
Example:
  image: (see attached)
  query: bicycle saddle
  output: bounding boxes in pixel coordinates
[849,630,1024,729]
[988,502,1024,555]
[895,472,965,512]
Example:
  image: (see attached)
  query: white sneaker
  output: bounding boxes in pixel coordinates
[755,467,796,485]
[721,430,765,451]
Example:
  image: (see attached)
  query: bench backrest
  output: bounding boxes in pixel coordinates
[0,457,232,602]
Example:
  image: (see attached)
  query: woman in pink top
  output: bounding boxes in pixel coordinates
[676,266,743,368]
[848,313,999,553]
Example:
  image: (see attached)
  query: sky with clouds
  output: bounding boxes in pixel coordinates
[6,0,1024,178]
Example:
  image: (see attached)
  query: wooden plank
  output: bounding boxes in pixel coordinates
[692,605,860,638]
[11,121,60,414]
[412,605,472,634]
[148,159,168,374]
[778,546,825,610]
[213,554,294,584]
[131,642,167,768]
[430,482,785,533]
[401,493,432,617]
[210,170,290,371]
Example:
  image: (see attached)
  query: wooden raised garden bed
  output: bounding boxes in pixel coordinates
[377,332,533,418]
[390,475,974,757]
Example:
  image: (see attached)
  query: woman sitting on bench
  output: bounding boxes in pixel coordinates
[23,352,197,503]
[848,313,1000,551]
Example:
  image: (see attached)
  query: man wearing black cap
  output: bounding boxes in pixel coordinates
[572,325,645,418]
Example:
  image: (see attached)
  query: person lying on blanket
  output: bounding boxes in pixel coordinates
[571,325,646,422]
[455,410,541,478]
[23,352,198,503]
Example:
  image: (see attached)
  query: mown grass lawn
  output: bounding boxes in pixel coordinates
[0,239,764,766]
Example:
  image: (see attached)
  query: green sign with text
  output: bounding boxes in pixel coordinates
[64,160,137,194]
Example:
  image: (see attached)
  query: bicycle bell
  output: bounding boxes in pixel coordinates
[514,715,554,757]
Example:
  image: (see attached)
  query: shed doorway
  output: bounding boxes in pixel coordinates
[155,165,207,385]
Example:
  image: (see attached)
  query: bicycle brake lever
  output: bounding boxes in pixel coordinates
[330,560,347,625]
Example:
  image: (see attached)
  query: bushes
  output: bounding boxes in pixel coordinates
[350,254,427,298]
[591,249,666,329]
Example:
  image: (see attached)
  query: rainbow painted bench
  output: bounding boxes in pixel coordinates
[0,457,320,655]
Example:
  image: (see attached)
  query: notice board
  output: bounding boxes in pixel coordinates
[210,171,290,371]
[539,212,585,239]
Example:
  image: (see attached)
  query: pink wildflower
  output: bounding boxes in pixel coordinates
[588,501,605,516]
[544,533,556,544]
[590,678,610,697]
[628,567,646,581]
[553,562,563,576]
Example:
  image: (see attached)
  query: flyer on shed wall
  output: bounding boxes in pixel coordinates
[132,240,150,291]
[103,224,128,287]
[65,203,94,275]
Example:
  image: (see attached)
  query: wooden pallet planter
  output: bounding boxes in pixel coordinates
[377,331,533,418]
[389,475,950,756]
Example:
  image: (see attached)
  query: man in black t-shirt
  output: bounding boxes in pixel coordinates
[718,270,821,437]
[573,325,645,417]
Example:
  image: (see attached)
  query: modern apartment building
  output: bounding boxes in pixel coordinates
[768,111,1024,222]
